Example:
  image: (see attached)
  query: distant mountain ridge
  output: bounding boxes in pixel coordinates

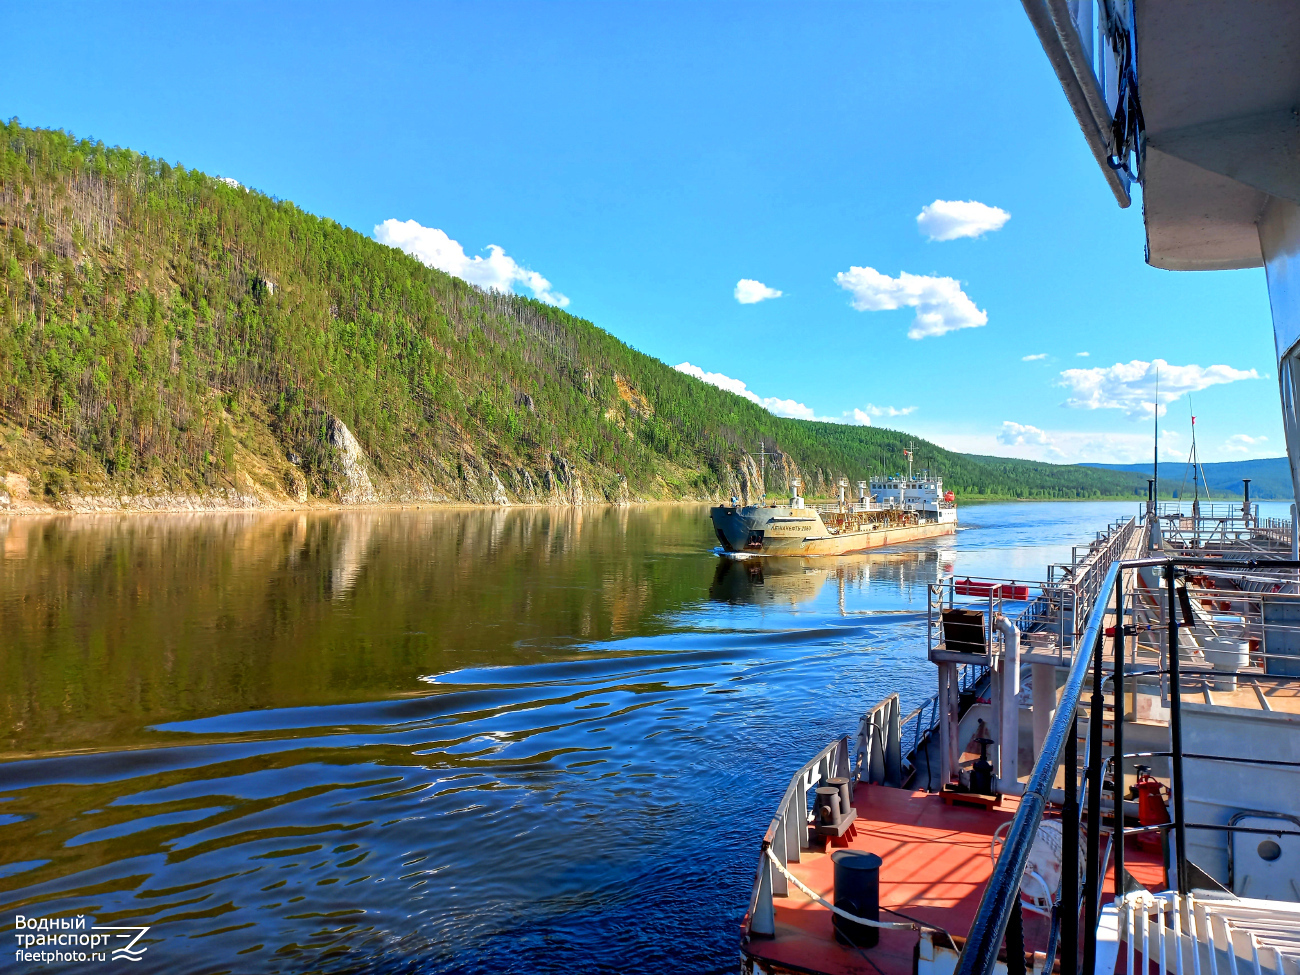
[1084,457,1293,499]
[1,120,1159,509]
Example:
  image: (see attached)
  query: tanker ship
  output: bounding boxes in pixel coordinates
[710,470,957,557]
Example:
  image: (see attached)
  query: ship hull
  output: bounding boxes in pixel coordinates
[710,505,956,556]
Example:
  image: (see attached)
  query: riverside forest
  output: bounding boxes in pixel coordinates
[0,121,1154,510]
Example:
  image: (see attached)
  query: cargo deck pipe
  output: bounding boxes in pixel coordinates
[993,615,1021,791]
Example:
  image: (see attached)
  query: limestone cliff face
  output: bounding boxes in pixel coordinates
[326,416,378,504]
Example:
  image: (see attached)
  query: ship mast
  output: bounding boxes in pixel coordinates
[1153,366,1159,504]
[1188,401,1210,522]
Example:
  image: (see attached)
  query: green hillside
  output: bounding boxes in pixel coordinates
[0,120,1152,508]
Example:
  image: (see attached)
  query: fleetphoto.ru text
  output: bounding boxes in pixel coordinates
[13,915,150,965]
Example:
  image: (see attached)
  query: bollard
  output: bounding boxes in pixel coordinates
[815,786,841,825]
[828,776,852,816]
[831,850,881,948]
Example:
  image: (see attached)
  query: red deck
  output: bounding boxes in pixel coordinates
[743,782,1165,975]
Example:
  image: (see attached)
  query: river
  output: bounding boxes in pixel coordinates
[0,500,1231,973]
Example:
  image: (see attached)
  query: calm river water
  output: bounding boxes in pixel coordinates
[0,501,1172,973]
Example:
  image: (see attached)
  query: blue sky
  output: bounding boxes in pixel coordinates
[3,1,1281,465]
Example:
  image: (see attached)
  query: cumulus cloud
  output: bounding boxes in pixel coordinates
[916,200,1010,241]
[997,421,1056,449]
[374,218,569,307]
[1223,434,1269,454]
[1059,358,1259,419]
[1022,353,1048,361]
[1076,351,1090,357]
[674,363,905,427]
[856,403,917,418]
[734,279,782,304]
[933,426,1186,465]
[674,362,832,422]
[217,176,242,189]
[835,266,987,339]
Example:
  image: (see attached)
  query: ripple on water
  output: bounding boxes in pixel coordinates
[0,502,1140,973]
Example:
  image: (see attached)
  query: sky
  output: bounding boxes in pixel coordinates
[2,1,1283,466]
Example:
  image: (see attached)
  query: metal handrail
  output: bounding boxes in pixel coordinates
[956,553,1300,975]
[956,559,1119,975]
[745,735,850,939]
[854,693,903,787]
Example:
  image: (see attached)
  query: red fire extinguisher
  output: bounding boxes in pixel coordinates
[1134,766,1170,854]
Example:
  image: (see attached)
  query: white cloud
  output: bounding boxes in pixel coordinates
[928,426,1186,465]
[217,176,242,189]
[674,362,833,422]
[916,200,1010,241]
[835,266,987,339]
[997,421,1053,447]
[1076,351,1090,357]
[1059,358,1259,419]
[1022,353,1048,361]
[856,403,917,418]
[734,279,782,304]
[1223,434,1269,454]
[674,363,907,427]
[374,218,569,307]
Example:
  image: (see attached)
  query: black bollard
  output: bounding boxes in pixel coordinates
[828,776,852,815]
[815,786,841,825]
[831,850,881,948]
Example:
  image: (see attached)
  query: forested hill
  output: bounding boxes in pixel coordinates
[1086,457,1293,499]
[0,121,1151,510]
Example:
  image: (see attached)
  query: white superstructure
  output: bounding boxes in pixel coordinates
[867,474,957,522]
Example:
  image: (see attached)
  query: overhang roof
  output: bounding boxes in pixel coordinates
[1136,0,1300,270]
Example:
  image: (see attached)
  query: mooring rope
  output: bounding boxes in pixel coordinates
[763,847,919,931]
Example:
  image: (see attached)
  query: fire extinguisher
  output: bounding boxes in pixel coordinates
[1133,765,1170,854]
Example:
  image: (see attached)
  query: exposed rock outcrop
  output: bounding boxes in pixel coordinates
[327,416,378,504]
[549,453,584,505]
[489,469,511,506]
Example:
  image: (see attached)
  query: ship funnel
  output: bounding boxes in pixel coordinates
[838,478,849,506]
[857,480,867,503]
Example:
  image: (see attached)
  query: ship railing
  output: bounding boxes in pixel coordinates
[807,500,945,515]
[1155,501,1260,521]
[923,519,1137,671]
[853,692,903,788]
[808,502,879,515]
[745,735,851,938]
[1150,501,1296,551]
[928,574,1075,667]
[1156,512,1293,554]
[1107,891,1300,975]
[955,553,1300,975]
[899,683,975,792]
[899,694,937,787]
[1140,578,1300,678]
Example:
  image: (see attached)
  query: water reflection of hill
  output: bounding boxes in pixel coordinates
[0,506,714,755]
[709,548,951,608]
